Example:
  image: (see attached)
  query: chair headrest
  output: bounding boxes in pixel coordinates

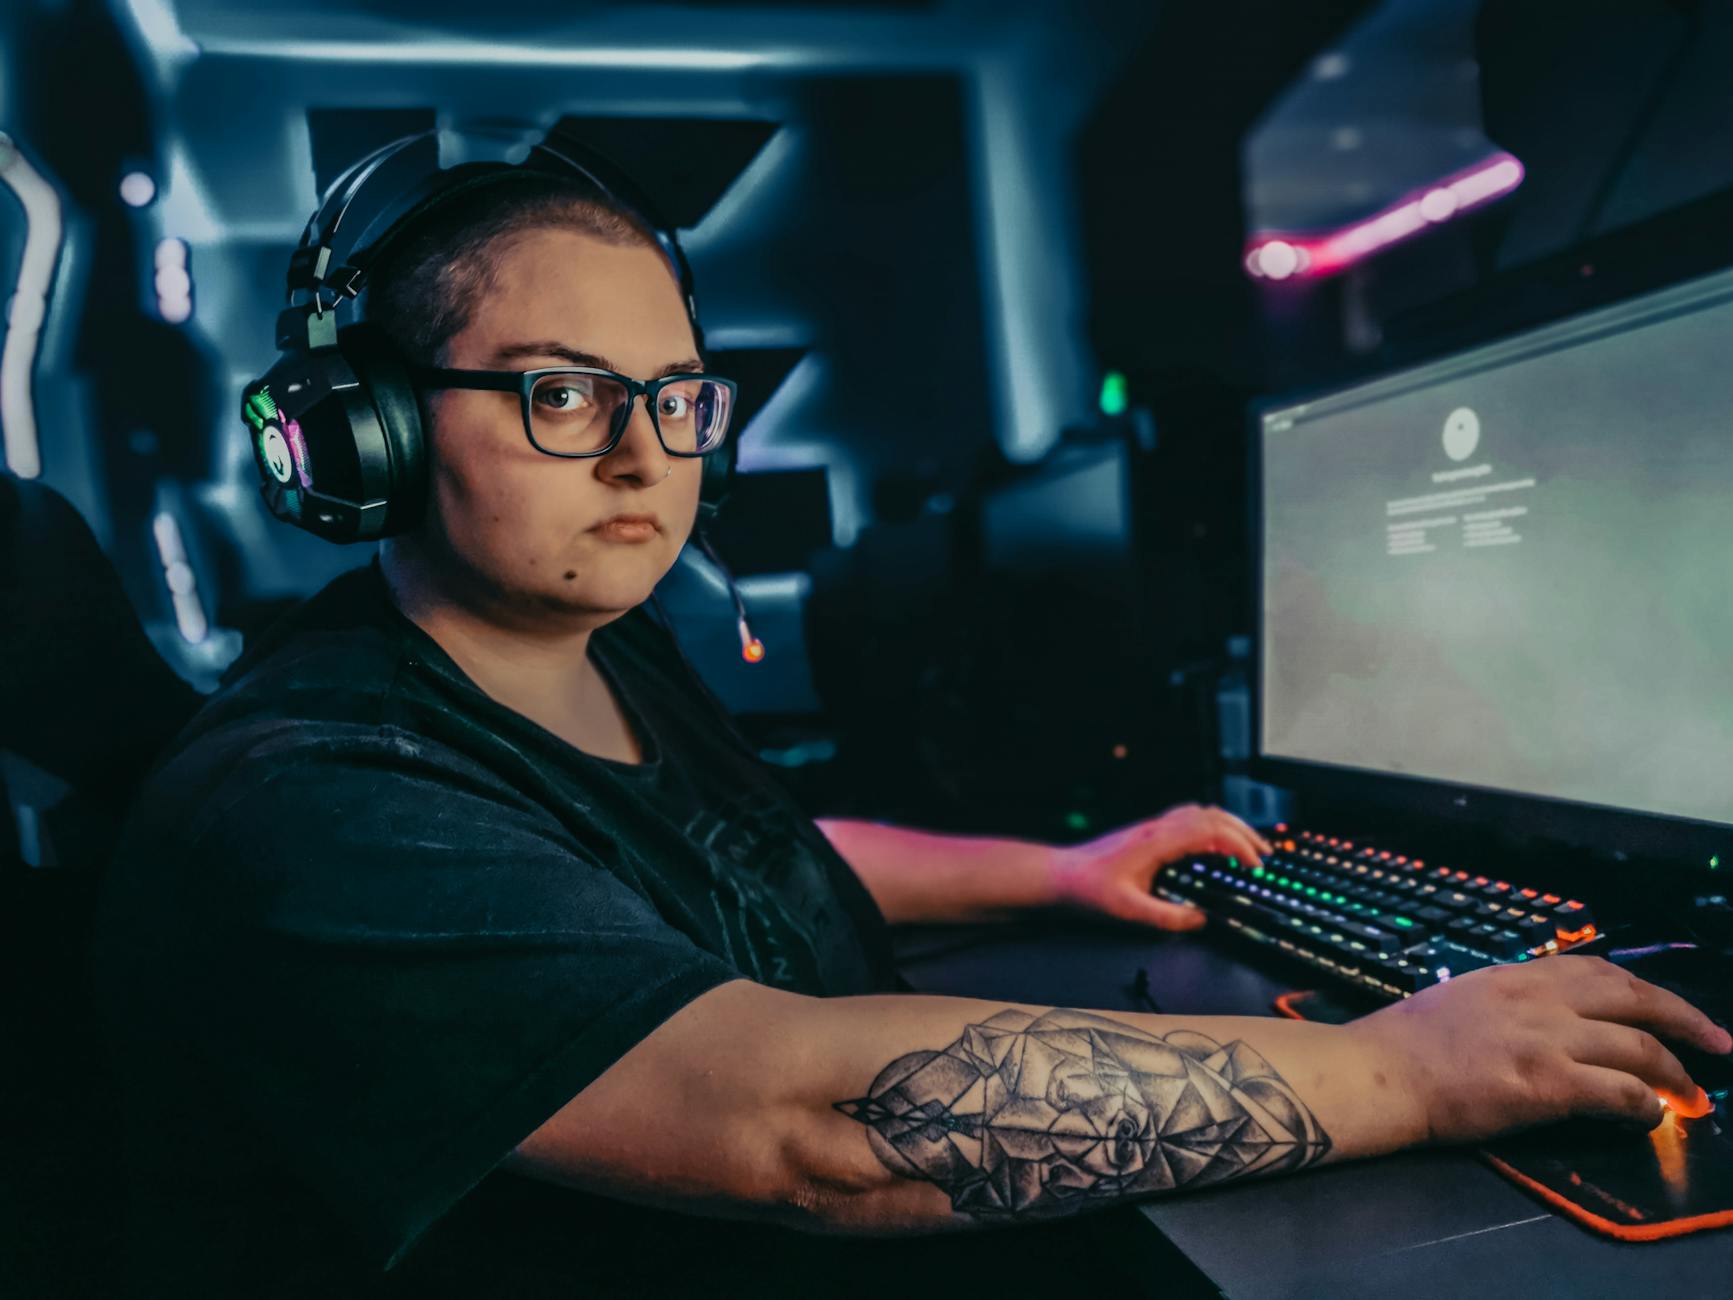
[0,472,203,795]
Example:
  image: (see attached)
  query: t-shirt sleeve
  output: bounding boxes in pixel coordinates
[145,723,741,1270]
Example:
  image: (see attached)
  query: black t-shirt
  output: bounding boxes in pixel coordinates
[91,557,898,1297]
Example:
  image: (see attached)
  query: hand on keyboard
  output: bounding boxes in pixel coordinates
[1053,802,1273,932]
[1345,955,1733,1144]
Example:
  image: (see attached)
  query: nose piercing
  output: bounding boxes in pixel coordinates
[663,466,672,480]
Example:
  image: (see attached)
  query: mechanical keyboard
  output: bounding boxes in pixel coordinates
[1155,823,1604,1000]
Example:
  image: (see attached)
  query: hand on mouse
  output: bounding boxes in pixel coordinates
[1347,955,1733,1144]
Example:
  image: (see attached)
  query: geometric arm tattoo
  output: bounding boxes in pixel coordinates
[835,1008,1332,1219]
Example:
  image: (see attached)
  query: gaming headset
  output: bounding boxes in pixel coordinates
[239,125,736,544]
[238,124,763,660]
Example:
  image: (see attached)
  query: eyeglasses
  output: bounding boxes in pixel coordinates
[409,364,737,460]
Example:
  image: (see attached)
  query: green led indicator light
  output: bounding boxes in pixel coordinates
[1252,866,1266,878]
[1305,887,1318,897]
[1099,370,1128,417]
[1392,916,1415,928]
[1064,811,1090,832]
[1712,855,1721,870]
[1227,857,1238,869]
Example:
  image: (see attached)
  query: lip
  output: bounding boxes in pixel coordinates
[590,513,659,532]
[589,513,660,542]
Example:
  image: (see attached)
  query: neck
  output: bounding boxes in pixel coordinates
[378,538,612,730]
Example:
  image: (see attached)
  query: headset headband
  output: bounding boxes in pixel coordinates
[280,125,703,359]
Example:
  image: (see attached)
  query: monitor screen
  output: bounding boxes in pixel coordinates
[1259,264,1733,827]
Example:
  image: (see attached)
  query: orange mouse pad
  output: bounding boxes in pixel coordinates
[1275,988,1733,1241]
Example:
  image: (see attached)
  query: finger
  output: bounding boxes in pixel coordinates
[1145,812,1237,868]
[1202,809,1268,868]
[1106,886,1207,932]
[1209,806,1276,855]
[1567,1064,1666,1130]
[1568,1022,1701,1105]
[1565,959,1733,1056]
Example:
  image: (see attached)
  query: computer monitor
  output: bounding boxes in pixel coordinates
[1254,260,1733,869]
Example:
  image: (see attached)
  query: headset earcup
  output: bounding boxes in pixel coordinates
[337,323,429,537]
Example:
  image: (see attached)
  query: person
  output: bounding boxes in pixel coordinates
[92,171,1730,1300]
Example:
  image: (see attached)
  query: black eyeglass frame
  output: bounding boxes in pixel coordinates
[408,363,738,459]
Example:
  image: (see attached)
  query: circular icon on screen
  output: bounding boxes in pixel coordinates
[259,425,294,484]
[1442,407,1480,462]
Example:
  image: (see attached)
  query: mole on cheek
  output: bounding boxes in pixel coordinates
[563,570,577,581]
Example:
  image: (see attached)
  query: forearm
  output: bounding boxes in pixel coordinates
[511,981,1421,1237]
[774,988,1421,1233]
[815,817,1062,924]
[514,962,1733,1237]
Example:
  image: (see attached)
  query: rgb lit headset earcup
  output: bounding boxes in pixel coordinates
[337,322,430,537]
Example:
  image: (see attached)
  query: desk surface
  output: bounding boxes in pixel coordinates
[894,920,1733,1300]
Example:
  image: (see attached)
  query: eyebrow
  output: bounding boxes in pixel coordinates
[489,341,704,379]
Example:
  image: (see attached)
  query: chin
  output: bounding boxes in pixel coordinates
[544,559,670,614]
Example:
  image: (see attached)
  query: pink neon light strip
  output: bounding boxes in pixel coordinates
[1245,152,1525,281]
